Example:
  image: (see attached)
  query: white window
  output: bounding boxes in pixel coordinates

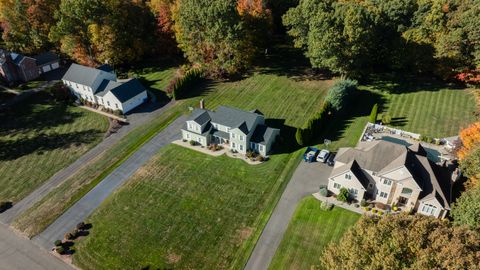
[345,174,352,180]
[421,204,437,215]
[350,188,358,195]
[240,145,243,151]
[107,101,110,106]
[259,145,264,151]
[239,135,244,141]
[383,178,392,185]
[197,137,202,143]
[115,103,119,109]
[232,142,236,148]
[188,123,192,129]
[232,134,236,139]
[379,191,388,198]
[334,183,341,189]
[186,133,190,139]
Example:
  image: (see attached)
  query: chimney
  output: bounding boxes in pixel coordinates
[200,99,205,109]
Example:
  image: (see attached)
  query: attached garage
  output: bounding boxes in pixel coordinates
[34,52,60,74]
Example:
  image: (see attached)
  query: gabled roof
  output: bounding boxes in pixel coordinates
[97,64,114,73]
[187,109,211,125]
[211,106,262,134]
[62,63,103,88]
[34,52,59,65]
[107,78,146,103]
[330,160,370,189]
[251,125,279,144]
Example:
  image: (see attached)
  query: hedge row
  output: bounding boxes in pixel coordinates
[295,102,332,146]
[166,68,203,100]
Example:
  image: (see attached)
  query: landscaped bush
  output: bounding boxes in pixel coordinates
[372,208,378,214]
[319,185,328,197]
[363,206,371,211]
[337,187,350,202]
[296,101,333,145]
[369,103,378,123]
[360,199,368,207]
[320,201,334,211]
[381,114,392,125]
[257,155,266,162]
[325,79,358,111]
[64,232,74,240]
[378,210,384,215]
[54,240,63,247]
[56,246,66,255]
[420,135,434,144]
[189,140,197,146]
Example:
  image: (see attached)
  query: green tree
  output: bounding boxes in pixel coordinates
[322,214,480,270]
[337,187,349,202]
[369,103,378,123]
[460,146,480,188]
[325,79,357,111]
[451,187,480,230]
[173,0,257,77]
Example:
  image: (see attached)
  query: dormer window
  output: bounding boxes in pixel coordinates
[188,123,193,130]
[382,178,392,186]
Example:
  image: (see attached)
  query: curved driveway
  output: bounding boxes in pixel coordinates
[244,161,332,270]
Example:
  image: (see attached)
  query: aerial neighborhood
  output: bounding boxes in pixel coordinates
[0,1,479,270]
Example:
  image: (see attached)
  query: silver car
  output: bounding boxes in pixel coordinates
[316,149,330,163]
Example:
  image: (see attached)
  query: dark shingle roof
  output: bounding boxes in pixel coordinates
[251,125,279,144]
[108,78,146,102]
[34,52,59,66]
[97,64,114,73]
[62,63,103,88]
[211,106,262,134]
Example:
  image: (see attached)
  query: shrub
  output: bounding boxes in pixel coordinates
[54,240,63,247]
[363,207,371,211]
[257,155,265,162]
[296,102,332,145]
[76,222,85,231]
[319,185,328,197]
[382,114,392,124]
[56,246,66,255]
[378,211,384,215]
[337,188,350,202]
[189,140,197,146]
[325,79,358,111]
[369,103,378,123]
[372,209,378,214]
[354,203,359,208]
[64,232,74,240]
[360,199,368,207]
[320,201,334,211]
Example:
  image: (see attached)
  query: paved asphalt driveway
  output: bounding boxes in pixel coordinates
[33,115,186,249]
[0,101,175,225]
[244,160,332,270]
[0,224,73,270]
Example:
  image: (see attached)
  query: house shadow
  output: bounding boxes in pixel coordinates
[265,118,299,154]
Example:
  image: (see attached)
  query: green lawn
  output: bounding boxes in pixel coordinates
[73,145,301,270]
[0,94,109,203]
[13,80,46,92]
[269,198,360,270]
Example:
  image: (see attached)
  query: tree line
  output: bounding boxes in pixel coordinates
[1,0,478,81]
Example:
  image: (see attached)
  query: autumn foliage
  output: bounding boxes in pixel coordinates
[458,122,480,160]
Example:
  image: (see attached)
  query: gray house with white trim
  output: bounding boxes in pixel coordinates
[328,140,452,218]
[182,106,280,156]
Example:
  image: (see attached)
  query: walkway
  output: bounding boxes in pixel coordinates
[0,223,73,270]
[0,101,176,225]
[33,115,186,249]
[244,161,332,270]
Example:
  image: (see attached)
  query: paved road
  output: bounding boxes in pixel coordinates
[0,224,73,270]
[0,101,175,225]
[244,161,332,270]
[33,115,186,249]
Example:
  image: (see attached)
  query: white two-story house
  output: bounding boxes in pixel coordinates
[328,140,452,218]
[62,63,148,113]
[181,106,280,156]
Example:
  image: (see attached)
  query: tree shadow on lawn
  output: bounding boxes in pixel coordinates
[0,129,102,161]
[265,118,299,155]
[364,73,467,94]
[136,76,170,102]
[310,90,387,146]
[0,92,82,136]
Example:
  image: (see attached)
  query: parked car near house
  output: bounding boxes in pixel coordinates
[317,149,330,163]
[327,153,336,166]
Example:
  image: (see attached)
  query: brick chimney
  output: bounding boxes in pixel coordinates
[200,99,205,109]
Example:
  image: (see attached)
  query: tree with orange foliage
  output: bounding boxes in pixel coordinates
[149,0,179,55]
[458,122,480,160]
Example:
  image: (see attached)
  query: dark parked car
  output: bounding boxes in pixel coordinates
[327,153,336,166]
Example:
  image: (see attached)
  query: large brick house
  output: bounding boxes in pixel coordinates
[0,50,60,84]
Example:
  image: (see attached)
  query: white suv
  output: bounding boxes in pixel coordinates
[316,149,330,163]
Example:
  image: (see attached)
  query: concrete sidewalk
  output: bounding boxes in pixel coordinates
[244,161,332,270]
[0,223,73,270]
[33,115,186,249]
[0,101,175,225]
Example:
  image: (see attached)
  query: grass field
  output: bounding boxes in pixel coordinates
[269,198,360,270]
[73,145,301,270]
[0,93,108,203]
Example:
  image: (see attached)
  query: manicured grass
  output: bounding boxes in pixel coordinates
[73,145,300,270]
[13,80,46,92]
[269,198,360,270]
[0,94,109,203]
[13,103,187,237]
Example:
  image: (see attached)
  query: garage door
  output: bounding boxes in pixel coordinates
[42,65,51,73]
[51,62,60,69]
